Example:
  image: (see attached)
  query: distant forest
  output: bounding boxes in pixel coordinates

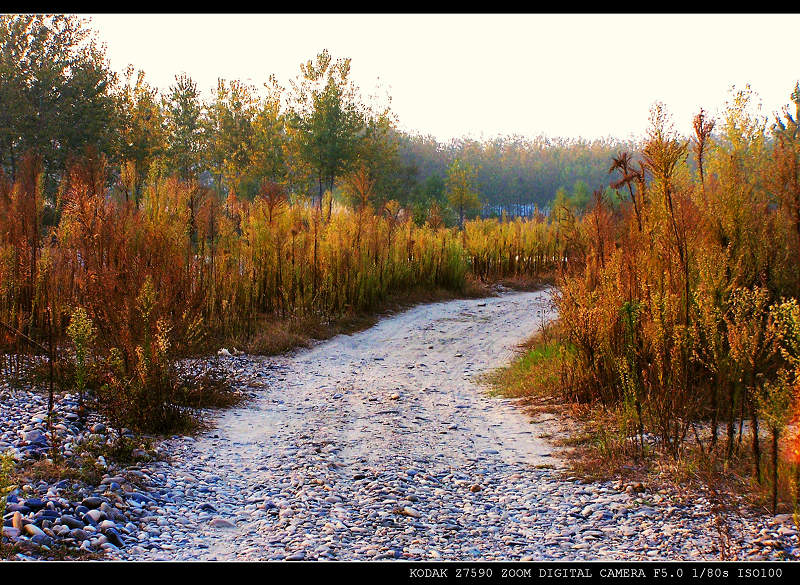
[395,133,637,218]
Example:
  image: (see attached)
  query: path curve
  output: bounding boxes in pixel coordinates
[111,290,792,561]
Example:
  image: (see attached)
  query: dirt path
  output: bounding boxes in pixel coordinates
[111,290,794,561]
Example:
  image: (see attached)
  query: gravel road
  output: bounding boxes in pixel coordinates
[106,290,797,561]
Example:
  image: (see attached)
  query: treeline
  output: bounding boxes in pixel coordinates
[396,133,635,218]
[0,15,396,210]
[538,85,800,513]
[0,15,632,228]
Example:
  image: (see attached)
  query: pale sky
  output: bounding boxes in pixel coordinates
[86,13,800,143]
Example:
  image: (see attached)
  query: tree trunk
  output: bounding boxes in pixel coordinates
[726,382,736,460]
[752,408,762,483]
[711,375,719,450]
[772,428,780,515]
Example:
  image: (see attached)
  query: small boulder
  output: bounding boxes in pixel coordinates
[24,524,45,537]
[60,515,84,529]
[81,496,104,509]
[22,430,46,443]
[209,517,236,529]
[24,498,45,511]
[103,527,124,547]
[11,511,23,531]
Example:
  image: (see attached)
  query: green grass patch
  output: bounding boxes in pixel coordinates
[483,321,569,400]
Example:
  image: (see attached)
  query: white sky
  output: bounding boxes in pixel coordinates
[86,13,800,143]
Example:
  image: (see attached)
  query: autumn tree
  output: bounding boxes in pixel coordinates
[163,72,207,254]
[202,78,257,198]
[0,14,116,196]
[163,74,203,180]
[248,75,288,191]
[770,83,800,294]
[692,108,715,203]
[355,95,402,206]
[114,66,166,203]
[446,158,481,228]
[609,151,645,231]
[289,49,365,212]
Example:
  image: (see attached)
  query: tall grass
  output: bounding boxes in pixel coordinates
[0,150,557,431]
[512,90,800,514]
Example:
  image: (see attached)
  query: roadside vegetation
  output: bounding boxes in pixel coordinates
[488,86,800,519]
